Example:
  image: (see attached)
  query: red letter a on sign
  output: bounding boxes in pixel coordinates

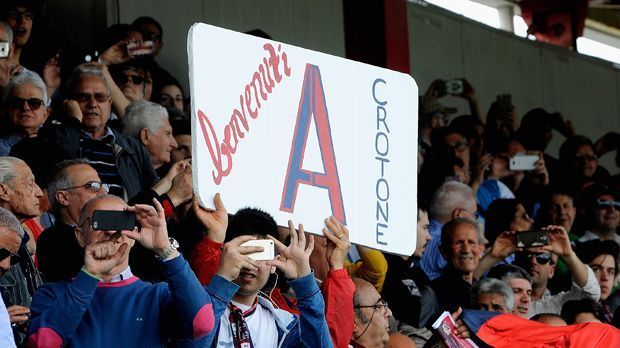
[280,64,346,223]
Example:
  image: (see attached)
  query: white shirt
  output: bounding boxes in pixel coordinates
[528,265,601,317]
[0,295,16,348]
[217,300,279,348]
[578,230,620,245]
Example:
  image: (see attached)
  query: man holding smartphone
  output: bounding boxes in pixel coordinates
[475,226,600,317]
[27,194,223,347]
[190,195,331,347]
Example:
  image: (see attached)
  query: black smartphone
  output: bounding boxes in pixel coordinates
[516,230,549,248]
[91,210,137,231]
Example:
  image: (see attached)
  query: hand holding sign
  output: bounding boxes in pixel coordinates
[322,216,350,270]
[193,193,228,243]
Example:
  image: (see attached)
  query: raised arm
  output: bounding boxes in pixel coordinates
[474,231,519,279]
[123,199,217,340]
[189,193,228,285]
[267,221,332,347]
[321,216,354,348]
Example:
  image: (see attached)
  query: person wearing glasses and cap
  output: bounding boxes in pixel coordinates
[475,225,600,317]
[35,159,108,282]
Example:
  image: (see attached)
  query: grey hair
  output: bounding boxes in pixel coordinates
[472,278,515,312]
[47,159,91,215]
[0,21,13,47]
[0,156,25,186]
[122,100,168,139]
[0,207,24,237]
[4,69,49,105]
[429,181,474,221]
[67,64,111,95]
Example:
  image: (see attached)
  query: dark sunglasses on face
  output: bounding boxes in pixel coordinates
[74,93,110,103]
[116,74,145,85]
[596,199,620,210]
[517,252,552,265]
[6,97,44,110]
[0,248,20,265]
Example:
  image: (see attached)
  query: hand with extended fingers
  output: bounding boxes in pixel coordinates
[488,231,519,260]
[322,216,350,270]
[123,198,170,255]
[267,220,314,279]
[193,193,228,243]
[216,235,262,282]
[539,225,572,258]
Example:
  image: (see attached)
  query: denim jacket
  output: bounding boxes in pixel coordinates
[203,273,333,348]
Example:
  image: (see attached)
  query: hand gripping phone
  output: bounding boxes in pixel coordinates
[240,240,275,261]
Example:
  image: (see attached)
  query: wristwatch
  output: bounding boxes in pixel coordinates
[157,238,179,260]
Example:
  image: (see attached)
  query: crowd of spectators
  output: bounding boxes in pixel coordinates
[0,0,619,347]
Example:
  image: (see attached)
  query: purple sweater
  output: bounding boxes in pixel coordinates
[27,256,218,347]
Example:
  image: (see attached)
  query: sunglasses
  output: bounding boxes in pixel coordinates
[517,252,552,265]
[6,97,44,110]
[61,181,109,193]
[116,74,146,85]
[0,248,19,265]
[596,199,620,210]
[74,92,110,103]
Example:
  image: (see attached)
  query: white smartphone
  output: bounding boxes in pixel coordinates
[240,239,275,261]
[0,42,9,58]
[509,155,539,171]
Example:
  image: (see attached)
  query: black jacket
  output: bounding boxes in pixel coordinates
[24,117,158,199]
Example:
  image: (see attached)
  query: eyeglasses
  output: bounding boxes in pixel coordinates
[596,199,620,210]
[74,92,110,103]
[354,298,389,314]
[0,248,20,265]
[115,74,145,85]
[574,153,597,162]
[517,252,552,265]
[460,208,480,220]
[61,181,109,193]
[141,31,161,41]
[7,9,33,21]
[448,141,469,152]
[6,97,44,110]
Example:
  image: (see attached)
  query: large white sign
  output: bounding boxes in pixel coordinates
[188,23,418,255]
